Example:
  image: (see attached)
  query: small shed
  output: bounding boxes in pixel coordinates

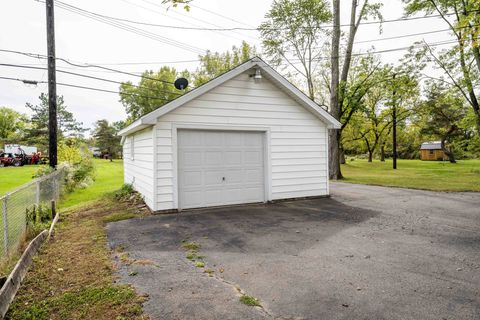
[420,141,447,161]
[119,57,341,212]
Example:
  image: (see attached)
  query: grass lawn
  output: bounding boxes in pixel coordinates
[7,158,150,319]
[59,159,124,209]
[0,165,44,195]
[341,159,480,192]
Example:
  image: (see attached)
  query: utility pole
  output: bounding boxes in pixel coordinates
[46,0,57,168]
[392,73,397,170]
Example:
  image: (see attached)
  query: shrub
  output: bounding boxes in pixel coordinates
[63,156,95,193]
[58,143,82,164]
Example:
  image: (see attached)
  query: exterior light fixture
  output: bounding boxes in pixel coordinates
[250,68,262,84]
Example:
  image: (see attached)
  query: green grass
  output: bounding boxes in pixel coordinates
[239,295,261,307]
[0,165,44,195]
[59,159,124,209]
[341,159,480,192]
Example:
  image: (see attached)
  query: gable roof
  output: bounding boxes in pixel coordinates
[119,57,341,136]
[420,141,443,150]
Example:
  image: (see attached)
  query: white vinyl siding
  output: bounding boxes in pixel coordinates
[123,127,154,209]
[154,71,328,211]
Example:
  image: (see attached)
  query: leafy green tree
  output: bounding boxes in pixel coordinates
[120,66,187,122]
[24,93,86,151]
[0,107,27,144]
[260,0,331,99]
[403,0,480,137]
[417,83,467,163]
[192,41,257,87]
[92,120,121,161]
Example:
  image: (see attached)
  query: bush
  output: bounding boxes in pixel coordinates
[58,143,83,164]
[63,156,95,193]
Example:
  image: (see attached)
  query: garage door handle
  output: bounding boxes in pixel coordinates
[222,177,225,181]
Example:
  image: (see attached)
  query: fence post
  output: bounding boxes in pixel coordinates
[2,195,9,256]
[35,180,40,206]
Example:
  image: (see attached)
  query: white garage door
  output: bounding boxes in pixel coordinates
[178,129,265,209]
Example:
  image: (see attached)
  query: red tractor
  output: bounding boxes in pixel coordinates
[0,153,23,167]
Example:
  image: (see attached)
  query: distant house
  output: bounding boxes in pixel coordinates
[420,141,447,161]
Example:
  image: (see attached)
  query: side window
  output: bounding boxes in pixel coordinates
[429,149,434,155]
[131,135,135,160]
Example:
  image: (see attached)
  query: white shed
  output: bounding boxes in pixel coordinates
[119,57,341,212]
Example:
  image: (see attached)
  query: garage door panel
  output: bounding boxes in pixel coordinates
[180,151,203,167]
[244,132,263,146]
[178,129,265,209]
[225,151,242,165]
[204,170,224,186]
[204,189,223,204]
[204,131,223,146]
[245,150,262,164]
[181,190,203,207]
[245,168,263,183]
[181,171,202,187]
[224,168,243,183]
[205,151,222,166]
[178,131,202,146]
[225,132,243,146]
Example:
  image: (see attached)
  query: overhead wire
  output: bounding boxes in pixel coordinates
[40,7,480,31]
[38,0,206,55]
[0,75,174,101]
[0,48,179,85]
[0,63,182,95]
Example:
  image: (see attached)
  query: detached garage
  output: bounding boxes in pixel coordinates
[119,57,341,212]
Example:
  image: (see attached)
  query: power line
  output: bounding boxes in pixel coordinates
[118,0,253,43]
[37,0,206,55]
[188,3,255,28]
[0,48,178,85]
[0,75,174,101]
[137,0,257,41]
[0,63,182,95]
[45,8,479,31]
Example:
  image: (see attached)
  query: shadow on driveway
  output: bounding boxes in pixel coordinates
[107,187,480,320]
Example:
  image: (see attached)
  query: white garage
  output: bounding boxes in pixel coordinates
[119,57,341,212]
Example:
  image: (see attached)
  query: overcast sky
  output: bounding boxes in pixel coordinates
[0,0,451,133]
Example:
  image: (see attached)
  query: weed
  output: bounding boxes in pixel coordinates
[114,183,134,200]
[195,262,205,268]
[128,271,138,277]
[204,268,214,276]
[240,294,261,307]
[186,252,196,261]
[181,241,200,251]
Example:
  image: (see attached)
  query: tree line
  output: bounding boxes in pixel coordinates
[0,94,124,160]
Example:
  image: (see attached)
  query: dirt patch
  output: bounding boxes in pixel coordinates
[6,198,150,319]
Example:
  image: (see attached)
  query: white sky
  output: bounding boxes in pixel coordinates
[0,0,451,132]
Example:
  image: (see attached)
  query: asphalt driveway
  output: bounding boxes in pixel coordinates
[106,183,480,320]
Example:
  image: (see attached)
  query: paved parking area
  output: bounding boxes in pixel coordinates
[107,183,480,320]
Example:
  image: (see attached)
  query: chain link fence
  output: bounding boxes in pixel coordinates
[0,167,65,260]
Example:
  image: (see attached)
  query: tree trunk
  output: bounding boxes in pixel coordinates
[441,127,457,164]
[328,0,342,180]
[365,138,373,162]
[380,143,385,162]
[340,146,346,164]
